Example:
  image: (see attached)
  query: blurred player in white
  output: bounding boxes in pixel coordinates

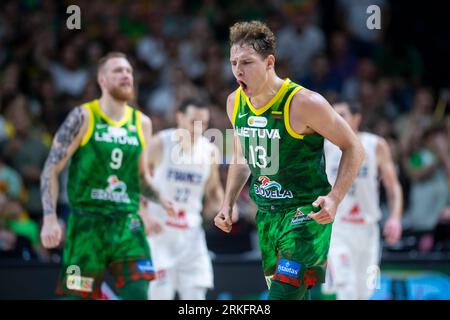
[143,98,224,300]
[322,101,403,300]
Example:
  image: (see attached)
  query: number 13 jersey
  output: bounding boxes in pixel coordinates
[232,79,331,211]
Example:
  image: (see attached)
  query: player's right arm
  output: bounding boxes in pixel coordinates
[377,137,403,245]
[40,106,89,248]
[214,91,251,233]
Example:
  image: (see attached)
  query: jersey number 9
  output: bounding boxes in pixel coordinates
[110,148,123,169]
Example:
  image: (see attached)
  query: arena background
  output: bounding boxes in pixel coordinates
[0,0,449,300]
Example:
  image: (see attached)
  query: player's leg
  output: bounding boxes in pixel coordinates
[270,205,333,300]
[178,287,208,300]
[356,224,380,300]
[255,209,279,292]
[149,268,177,299]
[108,212,155,300]
[268,277,309,300]
[324,225,358,300]
[57,212,108,299]
[255,209,309,299]
[117,280,149,300]
[147,223,181,299]
[176,228,213,300]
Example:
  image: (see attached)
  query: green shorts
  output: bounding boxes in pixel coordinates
[256,204,333,288]
[57,210,154,299]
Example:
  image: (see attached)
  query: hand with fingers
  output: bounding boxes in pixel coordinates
[308,195,339,224]
[160,196,177,218]
[214,206,233,233]
[383,216,402,245]
[40,214,63,249]
[141,213,164,236]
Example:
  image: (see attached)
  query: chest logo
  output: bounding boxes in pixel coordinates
[248,116,268,128]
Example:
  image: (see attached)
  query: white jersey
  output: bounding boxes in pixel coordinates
[149,128,216,228]
[325,132,382,225]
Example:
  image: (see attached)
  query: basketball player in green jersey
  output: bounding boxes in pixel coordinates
[214,21,365,300]
[40,52,175,299]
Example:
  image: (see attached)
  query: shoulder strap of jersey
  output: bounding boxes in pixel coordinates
[231,87,242,127]
[135,109,146,149]
[80,100,96,146]
[283,84,305,140]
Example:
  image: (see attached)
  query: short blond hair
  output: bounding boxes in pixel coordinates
[97,52,128,73]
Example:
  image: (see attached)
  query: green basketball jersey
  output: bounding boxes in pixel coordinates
[232,78,331,211]
[67,99,146,214]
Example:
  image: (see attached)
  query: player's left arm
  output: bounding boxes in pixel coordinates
[203,148,225,221]
[138,114,176,217]
[377,137,403,244]
[290,91,365,224]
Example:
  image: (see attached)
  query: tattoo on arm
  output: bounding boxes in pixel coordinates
[41,107,84,216]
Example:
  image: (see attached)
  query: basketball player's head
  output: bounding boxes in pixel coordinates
[229,21,276,97]
[333,100,362,132]
[176,98,210,142]
[97,52,134,102]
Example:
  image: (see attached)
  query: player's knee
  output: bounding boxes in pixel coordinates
[119,280,149,300]
[335,283,358,300]
[268,280,308,300]
[149,281,176,300]
[178,287,207,300]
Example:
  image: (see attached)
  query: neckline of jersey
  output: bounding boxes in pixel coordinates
[244,78,290,116]
[93,99,132,127]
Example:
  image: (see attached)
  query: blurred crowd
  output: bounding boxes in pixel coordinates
[0,0,449,262]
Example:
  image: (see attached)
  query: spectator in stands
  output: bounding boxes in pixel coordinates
[277,5,325,79]
[0,95,49,219]
[300,53,341,102]
[328,31,358,83]
[336,0,389,56]
[49,44,89,98]
[401,124,449,252]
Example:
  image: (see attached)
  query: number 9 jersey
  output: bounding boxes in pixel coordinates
[67,99,146,214]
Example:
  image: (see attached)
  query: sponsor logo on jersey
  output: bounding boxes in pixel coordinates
[166,210,188,229]
[342,203,366,224]
[94,129,139,146]
[235,127,280,139]
[276,259,301,277]
[247,116,267,128]
[291,207,312,225]
[167,168,203,184]
[128,124,137,132]
[254,176,293,199]
[91,175,131,203]
[238,112,248,119]
[136,260,154,273]
[66,275,94,292]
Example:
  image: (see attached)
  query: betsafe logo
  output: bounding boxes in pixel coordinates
[276,259,301,277]
[137,260,154,273]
